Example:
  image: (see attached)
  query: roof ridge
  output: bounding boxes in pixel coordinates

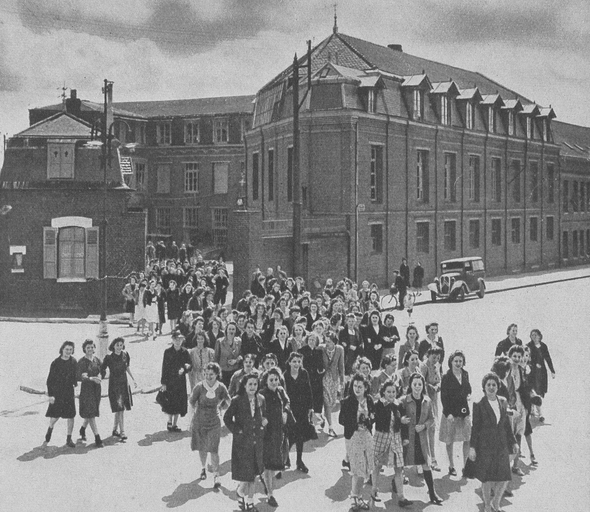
[334,32,375,69]
[113,94,255,105]
[15,111,93,136]
[474,71,531,104]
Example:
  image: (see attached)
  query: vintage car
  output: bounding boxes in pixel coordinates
[428,256,486,302]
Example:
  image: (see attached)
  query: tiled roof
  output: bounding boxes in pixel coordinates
[481,94,504,106]
[112,95,255,118]
[15,112,92,138]
[552,121,590,160]
[401,74,430,88]
[456,88,482,101]
[430,81,460,95]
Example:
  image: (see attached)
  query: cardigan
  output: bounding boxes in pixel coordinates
[338,393,375,440]
[440,369,472,417]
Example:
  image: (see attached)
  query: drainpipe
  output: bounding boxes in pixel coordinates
[434,126,439,272]
[354,119,359,283]
[385,114,390,284]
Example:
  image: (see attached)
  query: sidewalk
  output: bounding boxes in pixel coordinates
[1,263,588,323]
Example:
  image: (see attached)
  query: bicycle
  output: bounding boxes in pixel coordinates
[379,292,399,312]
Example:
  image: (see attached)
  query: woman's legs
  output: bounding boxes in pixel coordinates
[422,463,442,503]
[45,417,59,443]
[199,450,208,470]
[171,414,179,427]
[323,401,333,429]
[428,424,438,468]
[462,441,470,469]
[87,418,98,435]
[491,481,509,511]
[263,469,274,496]
[118,411,125,435]
[371,462,381,494]
[392,467,406,500]
[482,481,493,512]
[446,442,455,470]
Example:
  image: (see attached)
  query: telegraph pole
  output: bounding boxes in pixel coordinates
[292,54,302,277]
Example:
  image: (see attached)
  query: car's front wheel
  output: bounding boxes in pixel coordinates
[431,291,437,302]
[477,282,485,299]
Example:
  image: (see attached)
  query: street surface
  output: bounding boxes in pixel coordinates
[1,270,589,512]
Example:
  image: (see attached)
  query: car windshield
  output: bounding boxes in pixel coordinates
[441,262,465,272]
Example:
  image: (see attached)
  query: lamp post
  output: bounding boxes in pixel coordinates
[97,79,113,360]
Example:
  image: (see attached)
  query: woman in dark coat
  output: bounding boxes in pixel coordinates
[77,339,103,447]
[361,310,385,371]
[283,351,317,473]
[160,332,192,431]
[155,281,167,335]
[166,279,182,333]
[339,312,364,376]
[223,373,268,511]
[440,350,472,477]
[101,337,136,440]
[44,341,78,447]
[260,368,291,508]
[527,329,555,421]
[300,332,325,427]
[469,372,518,512]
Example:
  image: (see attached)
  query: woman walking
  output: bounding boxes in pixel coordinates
[403,373,443,505]
[77,339,104,447]
[440,350,472,477]
[260,368,291,507]
[101,337,136,441]
[339,373,375,511]
[300,332,325,429]
[214,321,243,387]
[469,372,518,512]
[189,362,230,487]
[398,325,420,370]
[122,275,137,327]
[144,279,159,340]
[160,332,192,431]
[43,341,78,447]
[320,332,345,437]
[527,328,555,421]
[223,373,268,511]
[283,352,316,473]
[188,332,216,392]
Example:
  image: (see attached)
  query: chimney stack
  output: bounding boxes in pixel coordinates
[65,88,81,118]
[388,44,403,52]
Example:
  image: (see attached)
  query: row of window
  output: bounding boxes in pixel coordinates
[124,161,231,195]
[252,147,295,203]
[155,118,242,145]
[562,180,590,213]
[369,216,556,255]
[562,229,590,259]
[154,207,229,246]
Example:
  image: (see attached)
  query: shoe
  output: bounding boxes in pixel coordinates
[429,493,443,505]
[328,428,337,437]
[530,455,538,466]
[275,471,282,479]
[170,425,181,432]
[512,467,524,476]
[403,476,409,485]
[366,475,372,486]
[398,498,413,508]
[167,422,172,432]
[268,496,278,507]
[391,478,397,494]
[66,438,76,448]
[284,458,291,469]
[200,468,207,480]
[153,335,157,340]
[120,432,127,441]
[539,416,545,423]
[79,426,86,441]
[342,459,350,470]
[94,435,104,448]
[503,489,513,497]
[112,430,120,437]
[213,475,221,490]
[296,461,309,473]
[431,461,441,472]
[236,490,245,511]
[370,490,381,502]
[245,504,258,512]
[448,466,457,476]
[320,415,326,428]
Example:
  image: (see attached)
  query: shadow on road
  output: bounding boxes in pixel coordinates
[325,470,351,503]
[17,436,119,462]
[137,429,191,446]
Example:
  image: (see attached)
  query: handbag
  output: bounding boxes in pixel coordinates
[463,457,476,479]
[156,389,170,410]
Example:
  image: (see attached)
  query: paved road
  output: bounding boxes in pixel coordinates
[0,270,589,512]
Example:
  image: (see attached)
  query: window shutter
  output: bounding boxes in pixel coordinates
[60,144,75,178]
[85,227,99,279]
[47,145,61,179]
[376,146,383,203]
[43,227,58,279]
[450,156,457,202]
[423,161,430,203]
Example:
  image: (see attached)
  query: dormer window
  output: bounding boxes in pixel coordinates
[214,118,229,144]
[366,89,376,113]
[542,119,549,141]
[156,122,171,145]
[47,141,75,179]
[508,110,515,136]
[413,89,424,120]
[526,117,534,139]
[440,96,450,125]
[466,102,475,130]
[488,106,496,133]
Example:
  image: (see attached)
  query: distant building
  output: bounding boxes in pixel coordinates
[233,29,590,296]
[0,109,146,314]
[30,91,255,257]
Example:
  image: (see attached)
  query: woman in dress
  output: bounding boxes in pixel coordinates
[419,346,443,471]
[339,312,364,377]
[223,373,268,512]
[397,349,420,396]
[44,341,78,447]
[214,321,243,387]
[267,325,293,372]
[189,362,230,487]
[440,349,472,477]
[398,325,420,370]
[155,281,167,336]
[381,314,400,362]
[260,367,291,508]
[207,317,224,349]
[228,353,258,397]
[252,301,268,338]
[526,328,555,422]
[418,322,445,362]
[283,351,316,473]
[361,311,385,371]
[143,279,159,340]
[403,372,443,504]
[77,339,104,448]
[305,301,320,332]
[339,373,375,511]
[288,323,307,353]
[160,332,192,431]
[320,332,345,437]
[101,337,137,441]
[469,372,518,512]
[371,379,410,506]
[166,279,183,333]
[188,332,216,392]
[134,280,148,336]
[121,275,137,327]
[300,332,325,429]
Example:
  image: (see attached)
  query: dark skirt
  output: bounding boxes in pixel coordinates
[46,386,76,419]
[309,375,324,413]
[124,299,135,313]
[109,381,133,412]
[288,405,318,445]
[79,380,101,418]
[161,379,188,417]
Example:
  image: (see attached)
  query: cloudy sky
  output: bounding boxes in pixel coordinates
[1,0,589,159]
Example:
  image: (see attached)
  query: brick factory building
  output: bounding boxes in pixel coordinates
[233,28,590,297]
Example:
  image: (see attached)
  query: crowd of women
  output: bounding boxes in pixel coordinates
[43,264,556,512]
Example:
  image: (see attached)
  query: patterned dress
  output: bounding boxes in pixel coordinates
[189,381,230,452]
